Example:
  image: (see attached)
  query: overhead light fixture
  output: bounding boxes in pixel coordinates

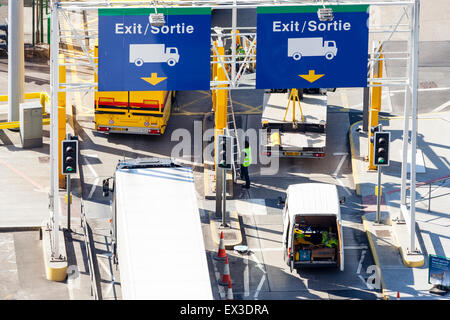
[317,7,334,21]
[149,10,165,27]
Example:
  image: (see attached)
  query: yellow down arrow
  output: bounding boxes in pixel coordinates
[298,70,325,83]
[141,73,167,86]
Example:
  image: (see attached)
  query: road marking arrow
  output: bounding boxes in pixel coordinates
[298,70,325,83]
[141,73,167,86]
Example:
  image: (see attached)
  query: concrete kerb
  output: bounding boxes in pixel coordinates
[390,219,425,268]
[361,215,389,300]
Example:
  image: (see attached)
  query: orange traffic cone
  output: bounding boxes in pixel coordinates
[226,280,234,300]
[214,231,227,261]
[219,257,231,286]
[397,291,400,300]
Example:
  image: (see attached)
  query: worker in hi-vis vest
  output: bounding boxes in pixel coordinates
[240,140,252,189]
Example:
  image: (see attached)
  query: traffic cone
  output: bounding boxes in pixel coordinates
[397,291,400,300]
[214,231,227,261]
[226,280,234,300]
[219,257,231,286]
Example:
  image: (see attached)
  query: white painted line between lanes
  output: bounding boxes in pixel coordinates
[88,177,100,199]
[333,152,349,156]
[84,155,99,199]
[84,155,99,178]
[358,274,371,289]
[431,100,450,113]
[250,252,267,274]
[210,252,225,299]
[345,245,368,250]
[357,250,367,275]
[333,155,347,177]
[254,274,266,300]
[332,154,352,196]
[244,254,250,297]
[337,178,352,196]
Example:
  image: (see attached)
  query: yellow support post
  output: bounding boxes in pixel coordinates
[211,41,218,112]
[368,45,383,171]
[214,44,228,169]
[283,89,304,123]
[58,106,66,188]
[58,54,67,188]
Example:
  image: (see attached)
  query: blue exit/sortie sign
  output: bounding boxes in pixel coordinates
[98,8,211,91]
[256,5,370,89]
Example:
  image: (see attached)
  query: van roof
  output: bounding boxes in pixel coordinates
[286,183,340,218]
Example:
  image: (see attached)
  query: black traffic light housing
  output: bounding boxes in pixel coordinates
[217,135,233,170]
[62,139,78,175]
[373,131,390,166]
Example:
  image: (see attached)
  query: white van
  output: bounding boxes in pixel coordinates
[280,183,345,272]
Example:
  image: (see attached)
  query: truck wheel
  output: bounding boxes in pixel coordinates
[325,52,334,60]
[167,59,176,67]
[293,53,302,61]
[134,58,144,67]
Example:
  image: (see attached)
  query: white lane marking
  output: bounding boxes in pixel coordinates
[250,252,267,274]
[332,154,352,196]
[88,177,100,199]
[84,155,99,199]
[431,100,450,113]
[84,156,99,178]
[337,178,353,196]
[333,152,349,156]
[358,274,372,289]
[210,252,226,299]
[244,254,250,297]
[254,274,267,300]
[333,154,348,177]
[345,245,368,250]
[357,250,367,275]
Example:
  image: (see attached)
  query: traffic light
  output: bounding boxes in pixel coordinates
[373,131,390,166]
[217,135,232,170]
[0,21,7,52]
[62,139,78,174]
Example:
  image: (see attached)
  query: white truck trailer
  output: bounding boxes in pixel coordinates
[102,158,213,300]
[129,43,180,67]
[261,89,328,158]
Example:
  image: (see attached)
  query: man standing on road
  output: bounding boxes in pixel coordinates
[241,140,252,189]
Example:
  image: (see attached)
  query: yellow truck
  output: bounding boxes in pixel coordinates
[94,45,174,135]
[94,90,173,135]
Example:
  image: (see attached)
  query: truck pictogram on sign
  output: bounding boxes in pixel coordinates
[287,37,337,61]
[129,44,180,67]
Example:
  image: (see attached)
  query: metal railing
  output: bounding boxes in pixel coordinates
[80,201,100,300]
[415,176,450,212]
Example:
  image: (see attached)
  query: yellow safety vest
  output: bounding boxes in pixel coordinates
[243,147,252,167]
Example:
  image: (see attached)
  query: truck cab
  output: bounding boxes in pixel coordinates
[281,183,345,272]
